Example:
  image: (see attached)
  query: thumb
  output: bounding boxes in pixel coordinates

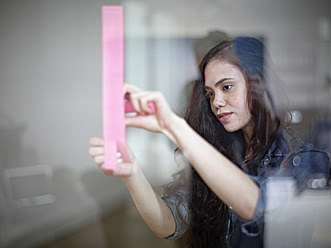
[125,116,146,128]
[117,141,132,164]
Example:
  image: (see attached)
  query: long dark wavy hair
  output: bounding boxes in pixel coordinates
[165,37,288,248]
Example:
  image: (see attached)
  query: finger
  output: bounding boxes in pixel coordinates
[89,147,104,156]
[94,155,104,165]
[140,98,157,114]
[125,115,148,128]
[130,91,154,114]
[128,92,147,114]
[136,91,162,113]
[124,84,141,99]
[116,152,123,163]
[89,137,104,146]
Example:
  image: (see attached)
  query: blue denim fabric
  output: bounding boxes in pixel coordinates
[163,140,330,247]
[162,186,189,239]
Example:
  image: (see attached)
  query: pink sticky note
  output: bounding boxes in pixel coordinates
[125,100,156,114]
[102,6,129,170]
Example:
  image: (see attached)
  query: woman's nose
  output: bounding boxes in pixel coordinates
[212,93,226,108]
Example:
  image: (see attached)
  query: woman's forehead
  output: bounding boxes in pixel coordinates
[205,60,242,78]
[204,61,246,87]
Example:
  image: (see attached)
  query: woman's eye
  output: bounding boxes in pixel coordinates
[223,85,232,91]
[205,91,214,98]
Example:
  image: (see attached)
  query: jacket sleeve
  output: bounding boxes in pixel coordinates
[236,175,268,237]
[162,186,190,240]
[236,148,330,237]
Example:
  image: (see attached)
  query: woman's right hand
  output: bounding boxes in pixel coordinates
[124,84,178,135]
[88,137,138,178]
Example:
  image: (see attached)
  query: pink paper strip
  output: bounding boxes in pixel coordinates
[125,101,156,114]
[102,6,127,170]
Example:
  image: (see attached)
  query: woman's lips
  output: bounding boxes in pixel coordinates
[217,112,232,122]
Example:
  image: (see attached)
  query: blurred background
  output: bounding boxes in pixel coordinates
[0,0,330,247]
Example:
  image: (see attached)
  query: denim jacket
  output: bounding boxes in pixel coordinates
[163,138,330,247]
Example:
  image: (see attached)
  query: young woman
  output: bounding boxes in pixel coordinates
[89,37,329,247]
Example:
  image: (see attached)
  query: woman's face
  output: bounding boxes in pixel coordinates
[204,59,254,140]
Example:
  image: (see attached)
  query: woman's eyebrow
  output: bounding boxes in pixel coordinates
[204,78,233,90]
[214,78,233,87]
